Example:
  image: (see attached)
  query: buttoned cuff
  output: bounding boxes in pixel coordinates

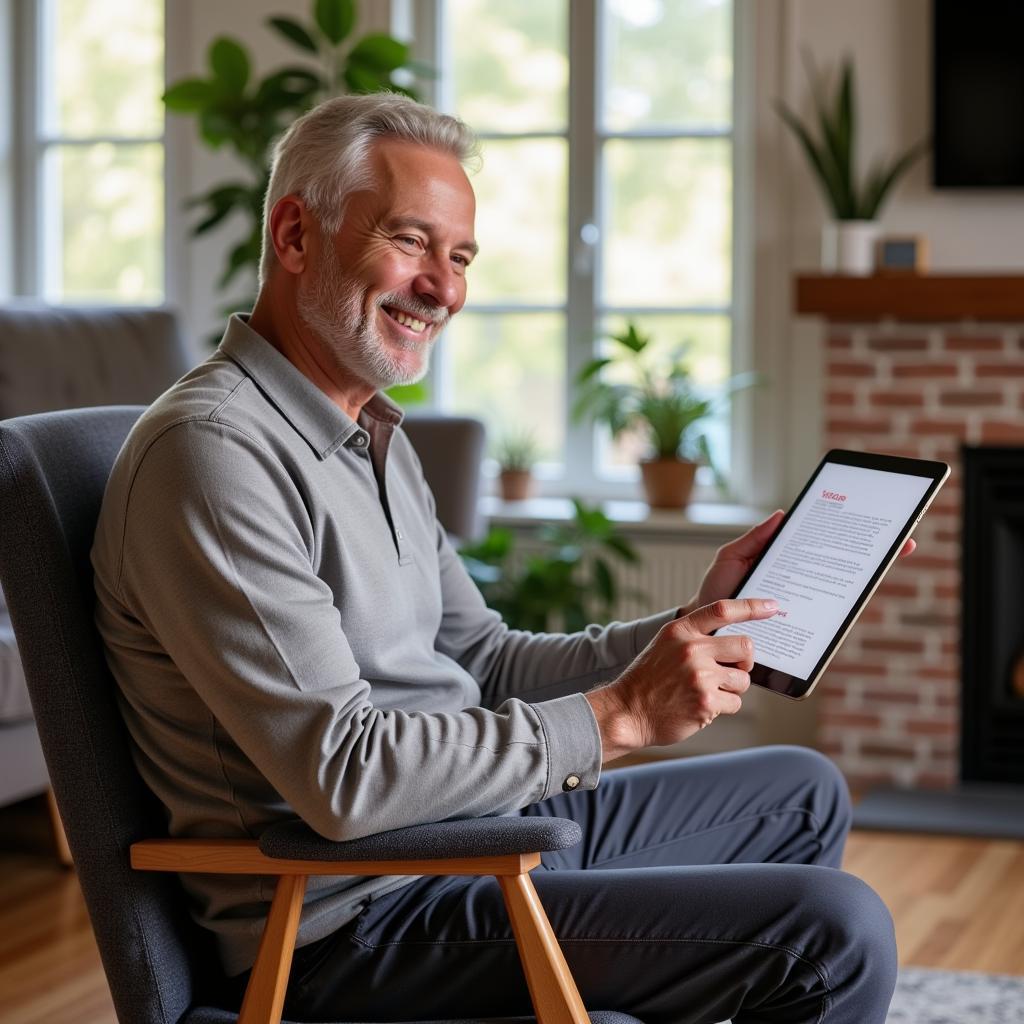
[531,692,603,799]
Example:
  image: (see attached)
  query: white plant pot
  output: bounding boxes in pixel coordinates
[821,221,881,276]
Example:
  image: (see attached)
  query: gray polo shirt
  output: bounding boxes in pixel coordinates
[92,315,675,974]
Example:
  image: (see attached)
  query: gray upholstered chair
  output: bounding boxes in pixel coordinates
[402,413,487,545]
[0,304,192,846]
[0,406,640,1024]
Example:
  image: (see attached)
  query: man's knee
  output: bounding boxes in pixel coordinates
[806,869,898,996]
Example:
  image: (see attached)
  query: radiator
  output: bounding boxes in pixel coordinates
[611,536,724,620]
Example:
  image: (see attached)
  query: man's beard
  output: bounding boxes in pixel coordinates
[297,245,449,392]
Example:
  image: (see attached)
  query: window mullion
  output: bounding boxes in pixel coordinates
[13,0,41,296]
[563,0,600,496]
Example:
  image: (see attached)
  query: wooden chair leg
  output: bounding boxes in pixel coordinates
[45,788,73,868]
[238,874,307,1024]
[498,871,589,1024]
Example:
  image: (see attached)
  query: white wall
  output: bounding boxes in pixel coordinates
[753,0,1024,502]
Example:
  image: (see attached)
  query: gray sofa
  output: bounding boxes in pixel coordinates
[0,305,193,818]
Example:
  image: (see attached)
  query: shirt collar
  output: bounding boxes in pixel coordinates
[217,314,405,459]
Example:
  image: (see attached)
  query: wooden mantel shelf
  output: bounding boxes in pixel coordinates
[795,274,1024,321]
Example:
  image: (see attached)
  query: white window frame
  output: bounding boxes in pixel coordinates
[394,0,754,503]
[5,0,171,306]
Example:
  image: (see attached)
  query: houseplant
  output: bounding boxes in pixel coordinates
[774,53,928,275]
[573,323,748,510]
[458,499,642,632]
[162,0,424,324]
[493,429,541,502]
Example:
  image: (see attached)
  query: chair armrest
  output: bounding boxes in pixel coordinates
[130,818,581,878]
[258,816,582,862]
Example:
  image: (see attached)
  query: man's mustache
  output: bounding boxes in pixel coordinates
[376,293,450,328]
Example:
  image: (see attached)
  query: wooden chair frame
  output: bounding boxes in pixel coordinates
[132,839,589,1024]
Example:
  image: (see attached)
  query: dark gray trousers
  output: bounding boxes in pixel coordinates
[283,746,897,1023]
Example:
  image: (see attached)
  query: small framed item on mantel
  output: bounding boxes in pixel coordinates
[876,236,928,274]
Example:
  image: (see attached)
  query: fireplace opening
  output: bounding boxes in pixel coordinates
[961,446,1024,784]
[1013,650,1024,701]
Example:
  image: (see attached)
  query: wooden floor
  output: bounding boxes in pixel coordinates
[1,795,1022,1023]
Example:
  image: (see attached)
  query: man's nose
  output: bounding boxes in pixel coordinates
[412,257,463,313]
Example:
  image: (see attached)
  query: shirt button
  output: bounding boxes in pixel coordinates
[562,774,581,792]
[352,435,366,447]
[396,530,404,540]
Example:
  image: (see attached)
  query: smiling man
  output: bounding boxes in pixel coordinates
[92,94,898,1023]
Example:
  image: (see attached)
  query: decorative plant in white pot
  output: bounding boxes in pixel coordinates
[573,324,753,511]
[774,54,928,275]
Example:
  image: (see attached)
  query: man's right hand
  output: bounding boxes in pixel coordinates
[585,598,778,763]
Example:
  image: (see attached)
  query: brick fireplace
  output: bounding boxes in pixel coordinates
[797,275,1024,789]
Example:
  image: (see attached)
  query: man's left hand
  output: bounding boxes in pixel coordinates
[681,510,917,616]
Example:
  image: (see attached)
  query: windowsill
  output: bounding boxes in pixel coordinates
[480,495,765,537]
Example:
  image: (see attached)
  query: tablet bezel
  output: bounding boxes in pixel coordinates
[729,449,950,700]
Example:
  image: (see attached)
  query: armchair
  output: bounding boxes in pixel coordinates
[0,406,639,1024]
[0,304,192,848]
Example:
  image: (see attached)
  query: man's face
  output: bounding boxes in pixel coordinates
[297,138,477,391]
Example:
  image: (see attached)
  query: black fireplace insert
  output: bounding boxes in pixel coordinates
[962,446,1024,784]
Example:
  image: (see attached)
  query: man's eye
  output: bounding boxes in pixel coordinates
[396,235,423,250]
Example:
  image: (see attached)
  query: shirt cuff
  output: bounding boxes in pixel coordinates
[531,692,603,799]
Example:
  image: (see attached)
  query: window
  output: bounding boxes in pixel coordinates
[414,0,735,498]
[11,0,165,303]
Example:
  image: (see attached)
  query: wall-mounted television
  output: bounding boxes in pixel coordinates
[933,0,1024,188]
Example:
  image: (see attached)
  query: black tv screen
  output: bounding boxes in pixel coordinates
[933,0,1024,187]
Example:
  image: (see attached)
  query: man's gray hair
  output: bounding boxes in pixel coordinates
[259,92,479,285]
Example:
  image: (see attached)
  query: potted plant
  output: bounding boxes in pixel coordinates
[493,429,541,502]
[774,53,928,275]
[458,499,642,633]
[573,323,749,510]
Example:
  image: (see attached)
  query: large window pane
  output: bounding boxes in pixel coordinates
[449,0,568,133]
[45,143,164,303]
[46,0,164,137]
[469,138,567,305]
[603,0,732,131]
[445,313,565,464]
[596,313,732,475]
[603,138,731,308]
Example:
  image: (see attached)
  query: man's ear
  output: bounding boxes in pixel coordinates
[268,195,312,275]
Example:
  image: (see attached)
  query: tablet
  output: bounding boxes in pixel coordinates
[717,450,950,700]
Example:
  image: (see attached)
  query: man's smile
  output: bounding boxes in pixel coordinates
[382,305,430,335]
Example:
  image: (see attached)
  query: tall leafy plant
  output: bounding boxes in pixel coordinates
[163,0,424,319]
[774,54,928,221]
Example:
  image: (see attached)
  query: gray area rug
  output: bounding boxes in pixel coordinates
[853,784,1024,839]
[887,967,1024,1022]
[717,968,1024,1023]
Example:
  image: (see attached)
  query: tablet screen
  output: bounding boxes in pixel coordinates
[717,461,933,681]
